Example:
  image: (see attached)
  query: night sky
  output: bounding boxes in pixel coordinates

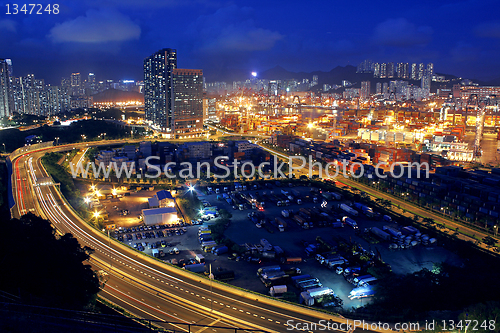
[1,0,500,84]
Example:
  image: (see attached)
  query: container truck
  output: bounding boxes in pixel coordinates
[307,287,334,299]
[198,234,212,243]
[300,291,315,306]
[353,275,373,285]
[340,204,358,216]
[383,225,403,238]
[371,227,391,241]
[342,216,358,230]
[261,251,276,260]
[298,280,323,291]
[293,215,309,229]
[195,254,205,263]
[362,206,374,218]
[273,217,287,232]
[258,265,281,277]
[358,276,377,287]
[213,245,228,255]
[269,285,287,297]
[331,192,342,200]
[281,257,303,264]
[348,286,375,300]
[291,274,311,286]
[212,270,235,281]
[382,215,392,222]
[183,263,206,273]
[201,240,217,250]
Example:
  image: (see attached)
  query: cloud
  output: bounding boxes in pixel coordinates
[188,5,283,53]
[372,18,432,47]
[48,9,140,43]
[475,21,500,38]
[203,27,283,52]
[0,19,17,32]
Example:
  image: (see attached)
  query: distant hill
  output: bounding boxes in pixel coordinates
[92,89,144,103]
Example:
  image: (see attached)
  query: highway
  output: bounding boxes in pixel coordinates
[10,143,383,333]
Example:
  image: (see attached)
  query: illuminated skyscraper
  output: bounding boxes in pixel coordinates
[144,48,177,132]
[0,59,12,117]
[71,72,82,96]
[360,81,371,99]
[172,69,204,138]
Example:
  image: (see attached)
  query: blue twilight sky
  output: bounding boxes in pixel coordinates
[1,0,500,84]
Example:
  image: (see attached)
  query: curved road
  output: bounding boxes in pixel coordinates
[10,142,383,333]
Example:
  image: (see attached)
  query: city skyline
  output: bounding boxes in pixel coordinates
[1,1,500,84]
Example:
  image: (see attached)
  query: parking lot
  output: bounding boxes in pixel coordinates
[196,181,462,309]
[93,179,462,310]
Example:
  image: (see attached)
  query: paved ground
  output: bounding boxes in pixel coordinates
[197,183,462,310]
[80,180,463,311]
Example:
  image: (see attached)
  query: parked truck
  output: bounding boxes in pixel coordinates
[348,285,375,300]
[383,225,403,238]
[212,270,235,282]
[293,215,309,229]
[269,285,287,297]
[371,227,391,241]
[212,245,228,255]
[184,263,206,273]
[342,216,359,229]
[195,253,205,263]
[358,276,378,287]
[272,217,287,232]
[331,192,342,200]
[340,203,358,216]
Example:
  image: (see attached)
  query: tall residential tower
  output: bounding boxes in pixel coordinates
[0,59,12,117]
[144,48,177,132]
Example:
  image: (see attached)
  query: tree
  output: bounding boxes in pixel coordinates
[482,236,498,249]
[458,302,500,333]
[0,214,100,309]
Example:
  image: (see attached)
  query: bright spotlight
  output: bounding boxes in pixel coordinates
[188,186,194,192]
[93,211,100,219]
[84,197,91,204]
[251,72,257,77]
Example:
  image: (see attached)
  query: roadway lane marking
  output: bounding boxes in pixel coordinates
[100,288,189,332]
[195,318,221,333]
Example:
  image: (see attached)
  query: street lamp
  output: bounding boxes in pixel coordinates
[1,143,5,153]
[55,137,59,145]
[494,225,498,237]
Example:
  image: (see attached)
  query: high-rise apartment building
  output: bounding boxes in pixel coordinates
[380,63,387,78]
[71,72,82,96]
[426,63,434,77]
[144,48,177,132]
[418,63,425,80]
[87,73,96,94]
[386,62,395,78]
[172,69,204,138]
[396,63,410,79]
[0,59,12,117]
[360,81,371,99]
[5,59,13,77]
[411,63,418,80]
[373,63,381,78]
